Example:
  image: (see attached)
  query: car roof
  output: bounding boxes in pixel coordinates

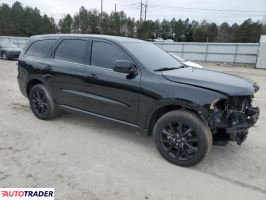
[30,34,146,43]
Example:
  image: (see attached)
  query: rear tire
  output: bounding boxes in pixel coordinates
[29,84,59,120]
[153,110,212,167]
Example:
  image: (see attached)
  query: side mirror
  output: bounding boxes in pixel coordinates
[113,60,137,78]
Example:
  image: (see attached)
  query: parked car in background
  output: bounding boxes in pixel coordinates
[0,42,21,60]
[169,53,203,68]
[18,34,260,167]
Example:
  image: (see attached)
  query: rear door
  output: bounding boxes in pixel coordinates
[44,38,91,111]
[84,40,141,124]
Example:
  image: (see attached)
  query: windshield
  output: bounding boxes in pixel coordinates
[0,42,17,48]
[122,42,183,71]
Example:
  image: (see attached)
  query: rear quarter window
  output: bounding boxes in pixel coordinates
[26,39,56,58]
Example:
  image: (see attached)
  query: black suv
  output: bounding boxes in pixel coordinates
[17,34,260,166]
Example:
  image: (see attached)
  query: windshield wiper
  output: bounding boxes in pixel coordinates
[154,66,185,72]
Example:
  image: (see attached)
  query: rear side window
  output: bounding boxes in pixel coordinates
[91,41,128,69]
[26,40,56,58]
[54,39,87,64]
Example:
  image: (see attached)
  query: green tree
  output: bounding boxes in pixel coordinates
[0,3,13,35]
[160,19,171,39]
[0,1,264,42]
[59,14,73,33]
[207,23,218,42]
[234,19,261,42]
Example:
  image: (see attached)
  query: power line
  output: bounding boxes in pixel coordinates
[150,4,266,14]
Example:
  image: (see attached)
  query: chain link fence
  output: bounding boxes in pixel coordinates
[0,36,29,48]
[154,42,259,65]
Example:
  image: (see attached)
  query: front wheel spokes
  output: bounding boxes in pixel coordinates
[160,138,174,143]
[161,129,174,137]
[175,146,181,158]
[166,142,176,153]
[180,146,189,157]
[184,142,198,152]
[168,123,175,134]
[181,128,192,137]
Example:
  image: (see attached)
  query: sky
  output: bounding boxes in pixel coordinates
[3,0,266,24]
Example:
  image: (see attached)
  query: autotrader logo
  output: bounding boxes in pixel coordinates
[0,188,54,200]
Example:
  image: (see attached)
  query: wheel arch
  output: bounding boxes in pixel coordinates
[26,78,44,97]
[146,101,209,135]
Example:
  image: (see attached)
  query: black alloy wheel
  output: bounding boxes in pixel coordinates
[31,89,49,118]
[159,121,199,161]
[154,110,212,167]
[29,84,59,120]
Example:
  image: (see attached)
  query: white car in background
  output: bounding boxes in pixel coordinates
[169,53,203,68]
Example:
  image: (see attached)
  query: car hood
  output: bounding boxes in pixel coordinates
[162,67,259,96]
[4,47,21,52]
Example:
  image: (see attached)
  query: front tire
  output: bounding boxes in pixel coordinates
[29,84,59,120]
[153,110,212,167]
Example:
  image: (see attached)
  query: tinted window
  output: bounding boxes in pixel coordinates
[26,40,56,57]
[91,41,128,69]
[54,39,86,64]
[122,42,183,71]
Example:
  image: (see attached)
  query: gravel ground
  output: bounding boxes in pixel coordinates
[0,60,266,200]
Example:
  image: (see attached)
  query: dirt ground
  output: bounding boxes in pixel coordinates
[0,59,266,200]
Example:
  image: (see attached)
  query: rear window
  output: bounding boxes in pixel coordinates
[54,39,87,64]
[26,39,56,58]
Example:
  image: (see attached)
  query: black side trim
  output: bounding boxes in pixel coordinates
[59,105,140,128]
[62,89,129,107]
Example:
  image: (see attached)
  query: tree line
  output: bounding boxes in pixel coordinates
[1,1,266,43]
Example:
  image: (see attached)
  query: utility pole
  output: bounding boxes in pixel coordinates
[139,0,148,22]
[144,0,148,21]
[101,0,103,19]
[115,3,117,13]
[140,0,143,22]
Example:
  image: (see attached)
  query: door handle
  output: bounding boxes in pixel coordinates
[43,66,52,71]
[41,66,53,79]
[86,74,98,79]
[41,66,52,72]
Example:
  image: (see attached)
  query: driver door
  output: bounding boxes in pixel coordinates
[84,40,141,124]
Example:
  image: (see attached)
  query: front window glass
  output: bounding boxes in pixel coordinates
[91,41,128,69]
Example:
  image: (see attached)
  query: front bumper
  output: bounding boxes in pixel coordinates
[215,106,260,145]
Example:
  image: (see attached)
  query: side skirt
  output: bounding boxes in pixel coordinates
[59,104,143,130]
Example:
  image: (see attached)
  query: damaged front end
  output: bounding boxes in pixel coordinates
[209,96,260,145]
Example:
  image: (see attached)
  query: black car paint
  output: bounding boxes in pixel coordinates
[17,34,259,143]
[0,42,21,59]
[162,68,257,96]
